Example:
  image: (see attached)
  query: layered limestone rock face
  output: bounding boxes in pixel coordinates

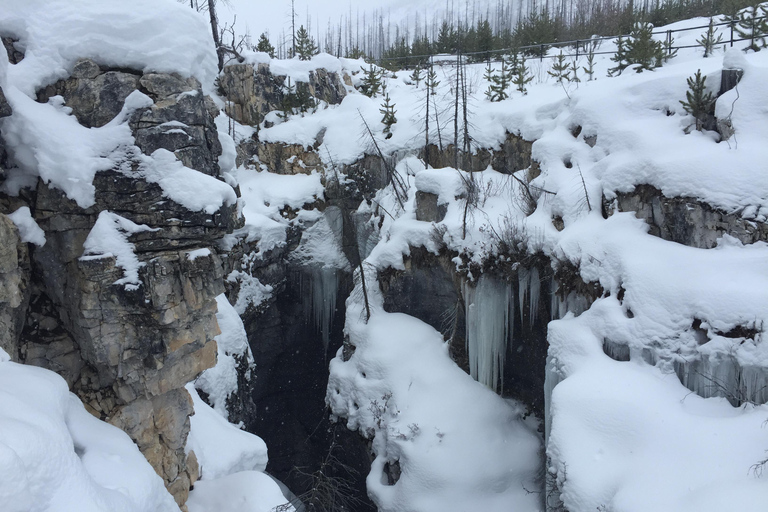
[0,214,29,359]
[607,184,768,249]
[1,57,240,508]
[218,62,347,126]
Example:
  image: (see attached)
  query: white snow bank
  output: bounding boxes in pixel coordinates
[194,295,254,416]
[187,471,293,512]
[185,384,268,480]
[1,88,138,207]
[81,211,156,290]
[7,206,45,246]
[0,0,217,96]
[327,281,541,512]
[0,358,178,512]
[141,149,237,215]
[231,166,324,252]
[546,306,768,512]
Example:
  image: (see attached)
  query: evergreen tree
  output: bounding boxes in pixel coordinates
[359,64,384,97]
[410,66,423,87]
[697,18,724,57]
[279,77,298,119]
[484,59,513,102]
[512,54,534,95]
[380,93,397,135]
[736,3,768,52]
[476,19,494,60]
[626,23,665,72]
[436,22,457,53]
[425,66,440,95]
[256,32,275,58]
[570,60,581,84]
[294,25,317,60]
[583,44,596,81]
[548,51,571,84]
[680,69,714,131]
[662,33,679,63]
[608,35,630,76]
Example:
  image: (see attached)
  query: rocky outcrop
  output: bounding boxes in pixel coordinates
[608,184,768,248]
[219,62,347,125]
[420,131,535,174]
[0,61,241,508]
[0,214,30,360]
[257,141,324,175]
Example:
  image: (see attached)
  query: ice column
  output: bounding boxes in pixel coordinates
[463,275,513,392]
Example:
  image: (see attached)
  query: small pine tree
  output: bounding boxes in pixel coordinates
[380,93,397,135]
[279,77,298,119]
[697,19,723,58]
[410,67,423,87]
[294,25,318,61]
[485,57,514,101]
[680,69,714,131]
[627,23,665,72]
[583,44,596,81]
[608,35,630,76]
[425,66,440,95]
[547,51,571,83]
[513,54,534,95]
[359,64,384,97]
[484,62,496,100]
[256,33,276,58]
[662,33,679,63]
[570,60,581,84]
[736,3,768,52]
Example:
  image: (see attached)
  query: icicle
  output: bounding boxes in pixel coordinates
[311,266,338,355]
[464,275,512,393]
[529,266,540,325]
[518,268,529,325]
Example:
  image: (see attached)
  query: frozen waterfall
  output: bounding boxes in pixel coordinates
[463,275,513,393]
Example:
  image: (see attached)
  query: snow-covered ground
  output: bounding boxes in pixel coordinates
[0,348,179,512]
[3,0,768,510]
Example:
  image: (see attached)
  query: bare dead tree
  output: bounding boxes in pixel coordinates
[273,427,364,512]
[357,109,407,208]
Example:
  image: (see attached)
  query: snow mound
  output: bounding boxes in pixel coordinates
[327,282,541,512]
[0,358,178,512]
[187,471,294,512]
[7,206,45,246]
[186,385,268,481]
[80,210,156,290]
[0,0,217,96]
[194,295,254,416]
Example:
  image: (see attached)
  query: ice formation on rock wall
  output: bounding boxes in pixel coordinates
[463,275,512,392]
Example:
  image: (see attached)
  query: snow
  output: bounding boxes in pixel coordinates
[311,13,768,512]
[232,166,324,251]
[194,295,254,416]
[7,206,45,246]
[187,471,293,512]
[80,211,157,290]
[327,276,541,512]
[0,3,235,213]
[0,357,178,512]
[0,0,217,97]
[185,385,267,480]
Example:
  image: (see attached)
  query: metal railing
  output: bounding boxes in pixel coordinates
[377,15,767,67]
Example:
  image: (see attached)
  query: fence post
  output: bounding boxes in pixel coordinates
[666,30,672,55]
[730,20,734,47]
[540,44,544,61]
[576,40,580,58]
